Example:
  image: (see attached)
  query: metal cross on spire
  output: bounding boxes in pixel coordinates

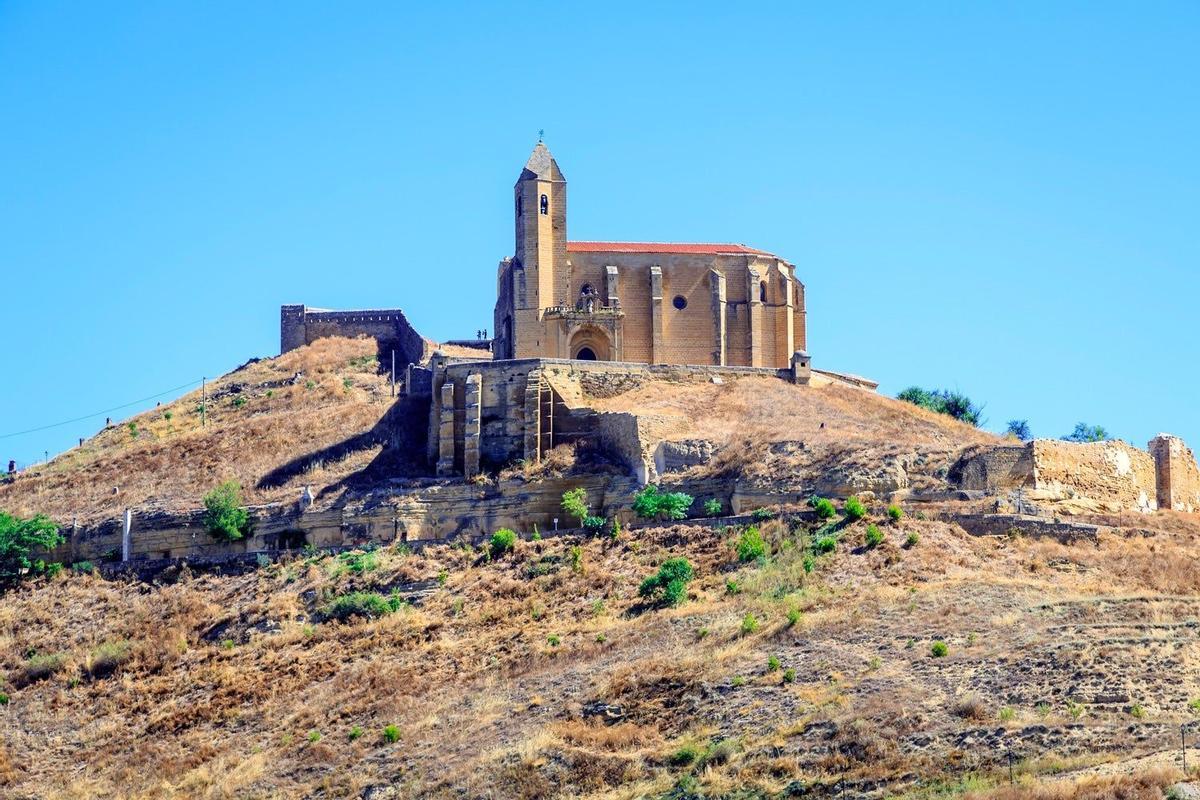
[538,128,544,142]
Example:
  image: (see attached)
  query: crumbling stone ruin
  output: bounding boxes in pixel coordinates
[951,435,1200,514]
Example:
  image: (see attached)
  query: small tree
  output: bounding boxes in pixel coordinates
[561,488,588,527]
[632,485,694,521]
[203,480,251,543]
[736,527,767,562]
[638,557,694,607]
[1005,419,1032,441]
[490,528,516,557]
[897,386,983,427]
[0,511,63,588]
[1063,423,1109,443]
[843,496,867,522]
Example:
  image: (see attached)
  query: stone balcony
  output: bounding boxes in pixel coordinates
[542,304,625,321]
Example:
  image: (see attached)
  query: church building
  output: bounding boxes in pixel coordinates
[491,143,807,368]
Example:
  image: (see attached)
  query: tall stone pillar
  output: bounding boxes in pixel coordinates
[605,265,620,308]
[650,266,664,363]
[709,269,727,366]
[436,382,457,477]
[747,268,763,367]
[523,370,544,464]
[121,509,132,562]
[463,373,482,480]
[780,264,795,356]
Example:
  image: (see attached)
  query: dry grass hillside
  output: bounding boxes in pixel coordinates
[3,507,1200,798]
[0,337,415,525]
[588,375,998,492]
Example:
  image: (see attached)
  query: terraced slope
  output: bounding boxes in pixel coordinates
[1,508,1198,798]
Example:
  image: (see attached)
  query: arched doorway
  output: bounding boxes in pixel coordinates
[568,327,612,361]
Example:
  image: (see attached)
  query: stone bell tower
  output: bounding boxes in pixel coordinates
[508,141,567,358]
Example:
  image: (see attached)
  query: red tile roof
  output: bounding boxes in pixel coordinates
[567,241,775,257]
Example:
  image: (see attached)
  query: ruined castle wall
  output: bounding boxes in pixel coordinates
[45,474,641,565]
[950,444,1035,492]
[1150,435,1200,513]
[280,305,428,365]
[1030,439,1156,513]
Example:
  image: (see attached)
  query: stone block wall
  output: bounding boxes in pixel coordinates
[1150,434,1200,512]
[280,305,428,366]
[1030,439,1157,513]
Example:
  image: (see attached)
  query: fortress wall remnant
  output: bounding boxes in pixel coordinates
[1029,439,1156,513]
[43,474,641,564]
[1149,434,1200,512]
[280,305,428,366]
[424,357,831,479]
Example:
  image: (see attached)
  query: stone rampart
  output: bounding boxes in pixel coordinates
[44,474,641,566]
[280,305,428,366]
[1149,434,1200,513]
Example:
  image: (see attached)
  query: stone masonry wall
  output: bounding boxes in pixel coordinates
[1150,434,1200,512]
[43,474,640,565]
[280,305,428,366]
[1030,439,1156,513]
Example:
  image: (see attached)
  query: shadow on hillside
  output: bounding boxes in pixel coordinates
[256,395,431,493]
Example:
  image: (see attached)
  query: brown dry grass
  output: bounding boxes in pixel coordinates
[2,508,1199,798]
[588,375,996,489]
[0,337,402,524]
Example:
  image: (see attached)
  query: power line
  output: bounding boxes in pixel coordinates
[0,379,201,440]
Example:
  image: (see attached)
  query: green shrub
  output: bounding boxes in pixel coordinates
[787,608,802,626]
[0,511,63,588]
[582,516,607,534]
[307,730,321,743]
[735,527,767,562]
[731,675,746,687]
[704,498,723,517]
[808,496,836,520]
[0,692,8,705]
[321,592,395,622]
[202,481,251,543]
[864,524,884,548]
[802,555,815,573]
[669,744,701,766]
[750,507,777,522]
[561,488,589,526]
[741,613,759,635]
[930,641,949,658]
[638,558,694,607]
[631,485,694,521]
[813,536,837,554]
[568,545,584,573]
[905,532,920,548]
[547,634,561,647]
[87,639,132,678]
[782,668,796,683]
[13,652,66,687]
[233,395,247,408]
[844,496,867,521]
[887,505,903,522]
[382,724,401,743]
[71,560,94,573]
[489,528,517,558]
[348,725,364,741]
[128,421,139,438]
[897,386,983,427]
[437,569,449,586]
[337,549,378,575]
[163,410,173,421]
[767,655,780,672]
[1063,422,1109,443]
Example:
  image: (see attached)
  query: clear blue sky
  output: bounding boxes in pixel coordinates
[2,2,1197,467]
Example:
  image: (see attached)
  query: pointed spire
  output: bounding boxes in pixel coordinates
[520,141,564,182]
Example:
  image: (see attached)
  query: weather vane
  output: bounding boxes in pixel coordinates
[538,128,544,142]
